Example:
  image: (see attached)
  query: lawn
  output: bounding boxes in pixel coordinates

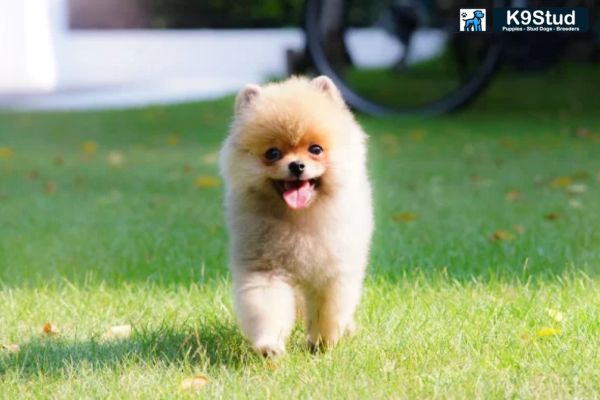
[1,64,599,399]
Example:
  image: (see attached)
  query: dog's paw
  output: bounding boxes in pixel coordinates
[253,340,285,358]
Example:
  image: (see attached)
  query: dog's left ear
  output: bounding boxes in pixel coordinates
[311,76,345,106]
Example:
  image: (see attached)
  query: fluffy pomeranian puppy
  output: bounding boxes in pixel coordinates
[219,76,373,356]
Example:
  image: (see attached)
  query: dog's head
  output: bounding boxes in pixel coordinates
[221,76,366,211]
[474,10,484,19]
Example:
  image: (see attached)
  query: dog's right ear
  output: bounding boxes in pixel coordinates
[235,84,261,114]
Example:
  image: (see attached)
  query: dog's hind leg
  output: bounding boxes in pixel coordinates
[233,271,296,357]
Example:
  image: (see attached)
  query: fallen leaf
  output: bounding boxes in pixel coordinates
[505,189,521,202]
[533,175,546,186]
[82,141,97,155]
[201,152,218,165]
[550,176,572,189]
[27,170,40,181]
[44,181,57,195]
[379,134,400,155]
[572,171,589,181]
[545,212,559,221]
[490,230,515,242]
[500,138,514,149]
[107,151,125,166]
[0,147,14,159]
[104,324,132,340]
[575,127,590,138]
[566,183,587,194]
[42,322,59,336]
[1,343,20,353]
[537,327,561,337]
[380,134,399,146]
[470,175,491,186]
[194,176,219,188]
[546,308,564,322]
[409,130,426,141]
[166,135,180,146]
[513,224,526,235]
[180,374,208,391]
[392,212,416,222]
[568,199,582,209]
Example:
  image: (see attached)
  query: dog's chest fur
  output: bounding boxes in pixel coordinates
[230,207,343,287]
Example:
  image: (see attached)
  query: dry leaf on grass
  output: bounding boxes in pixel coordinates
[490,230,515,242]
[42,322,59,336]
[505,189,521,202]
[571,171,589,181]
[103,324,132,340]
[550,176,572,189]
[392,212,417,222]
[546,308,564,322]
[513,224,526,235]
[107,151,125,166]
[53,156,64,167]
[44,181,57,195]
[201,153,218,165]
[568,199,582,209]
[545,212,559,221]
[0,147,14,159]
[575,127,591,138]
[566,183,587,194]
[1,343,20,353]
[409,129,426,141]
[194,176,219,188]
[82,141,97,155]
[180,374,209,391]
[537,327,561,337]
[27,170,40,181]
[500,138,514,149]
[166,135,181,146]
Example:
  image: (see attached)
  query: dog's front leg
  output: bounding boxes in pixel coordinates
[305,274,362,350]
[233,271,296,357]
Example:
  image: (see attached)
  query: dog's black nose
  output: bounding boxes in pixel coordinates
[288,161,305,177]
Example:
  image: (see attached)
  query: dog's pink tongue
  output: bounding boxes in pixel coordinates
[283,181,313,210]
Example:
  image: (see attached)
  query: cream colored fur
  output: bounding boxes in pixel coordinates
[219,76,373,356]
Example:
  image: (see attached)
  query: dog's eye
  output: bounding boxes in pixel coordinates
[264,148,282,161]
[308,144,323,155]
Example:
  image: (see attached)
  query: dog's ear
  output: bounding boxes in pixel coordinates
[311,76,345,106]
[235,84,261,114]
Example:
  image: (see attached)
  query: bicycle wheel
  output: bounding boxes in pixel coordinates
[305,0,509,115]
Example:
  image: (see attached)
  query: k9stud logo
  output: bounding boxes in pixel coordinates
[460,9,487,32]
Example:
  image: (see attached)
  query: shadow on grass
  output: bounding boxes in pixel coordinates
[0,318,255,377]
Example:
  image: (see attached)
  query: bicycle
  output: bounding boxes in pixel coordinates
[302,0,597,115]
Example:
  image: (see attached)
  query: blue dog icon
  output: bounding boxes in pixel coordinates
[463,10,485,31]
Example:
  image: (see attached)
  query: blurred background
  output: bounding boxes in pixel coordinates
[1,0,597,113]
[0,0,306,110]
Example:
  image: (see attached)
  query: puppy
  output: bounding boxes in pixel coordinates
[219,76,373,356]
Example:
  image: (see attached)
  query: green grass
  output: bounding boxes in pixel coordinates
[1,64,600,398]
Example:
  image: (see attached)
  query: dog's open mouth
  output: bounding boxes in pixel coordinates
[272,179,318,210]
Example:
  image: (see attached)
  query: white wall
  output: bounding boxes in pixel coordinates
[58,29,303,89]
[0,0,303,94]
[0,0,59,91]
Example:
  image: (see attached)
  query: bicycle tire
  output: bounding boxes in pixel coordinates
[304,0,506,116]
